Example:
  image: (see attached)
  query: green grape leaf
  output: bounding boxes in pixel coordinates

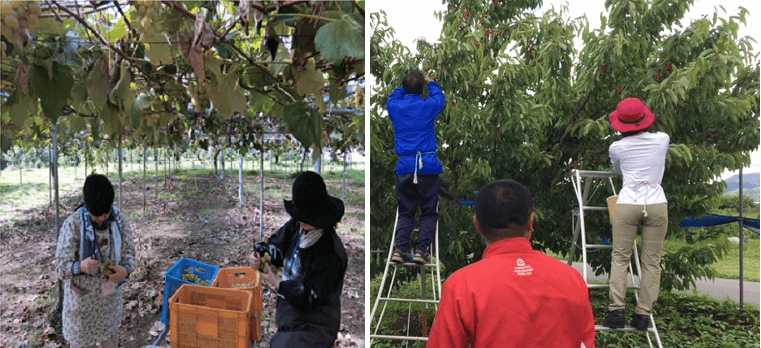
[144,33,174,65]
[249,92,274,114]
[314,13,364,64]
[109,60,132,112]
[70,81,88,109]
[68,114,86,133]
[5,89,37,132]
[100,102,123,137]
[108,21,128,42]
[269,49,291,77]
[0,131,11,154]
[295,60,325,97]
[130,95,153,129]
[87,59,110,110]
[30,62,74,123]
[283,100,322,162]
[207,58,248,118]
[329,81,347,103]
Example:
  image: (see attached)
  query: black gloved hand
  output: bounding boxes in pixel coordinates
[255,242,280,262]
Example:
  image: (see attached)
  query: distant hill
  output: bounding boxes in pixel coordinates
[724,172,760,201]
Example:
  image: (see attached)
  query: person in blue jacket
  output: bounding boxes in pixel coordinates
[386,70,446,264]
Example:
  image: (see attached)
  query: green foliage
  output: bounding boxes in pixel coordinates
[370,0,759,292]
[660,240,730,291]
[315,13,365,64]
[591,290,760,347]
[1,1,364,164]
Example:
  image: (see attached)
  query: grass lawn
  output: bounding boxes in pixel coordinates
[664,235,760,282]
[544,235,760,282]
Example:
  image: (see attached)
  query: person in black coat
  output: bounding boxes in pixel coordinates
[249,171,347,348]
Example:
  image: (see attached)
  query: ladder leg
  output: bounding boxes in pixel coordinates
[373,266,399,335]
[371,209,401,323]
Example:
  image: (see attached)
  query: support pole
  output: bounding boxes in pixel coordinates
[739,167,744,309]
[18,149,22,185]
[155,147,158,200]
[239,151,244,214]
[52,123,63,320]
[342,152,347,202]
[118,139,123,211]
[260,148,264,242]
[49,143,52,205]
[230,149,234,194]
[143,147,147,216]
[221,148,226,186]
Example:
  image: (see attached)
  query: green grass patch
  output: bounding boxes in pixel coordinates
[544,233,760,282]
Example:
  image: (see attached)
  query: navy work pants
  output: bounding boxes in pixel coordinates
[394,173,439,253]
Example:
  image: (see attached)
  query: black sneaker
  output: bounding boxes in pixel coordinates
[602,309,625,329]
[631,314,651,331]
[412,250,430,264]
[391,249,410,264]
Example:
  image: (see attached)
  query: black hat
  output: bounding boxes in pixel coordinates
[284,171,345,229]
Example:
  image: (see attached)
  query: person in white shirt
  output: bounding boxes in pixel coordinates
[602,97,669,331]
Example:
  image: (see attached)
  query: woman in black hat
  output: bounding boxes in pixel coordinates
[249,171,347,348]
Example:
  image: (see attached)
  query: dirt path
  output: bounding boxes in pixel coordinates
[0,170,365,348]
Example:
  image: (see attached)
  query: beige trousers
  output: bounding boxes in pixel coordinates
[77,334,118,348]
[609,203,668,315]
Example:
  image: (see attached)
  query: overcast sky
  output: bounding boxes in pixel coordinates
[367,0,760,178]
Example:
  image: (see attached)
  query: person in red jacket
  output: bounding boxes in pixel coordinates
[428,180,596,348]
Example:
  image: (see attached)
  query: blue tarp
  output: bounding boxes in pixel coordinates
[679,215,760,233]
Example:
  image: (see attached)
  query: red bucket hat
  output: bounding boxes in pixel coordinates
[609,98,656,133]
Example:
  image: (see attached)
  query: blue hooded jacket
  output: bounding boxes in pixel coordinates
[387,81,446,175]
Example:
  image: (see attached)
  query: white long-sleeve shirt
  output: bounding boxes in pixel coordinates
[609,132,669,205]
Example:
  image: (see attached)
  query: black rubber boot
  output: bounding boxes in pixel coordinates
[602,309,626,329]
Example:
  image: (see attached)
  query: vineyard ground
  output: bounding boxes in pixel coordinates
[0,164,365,348]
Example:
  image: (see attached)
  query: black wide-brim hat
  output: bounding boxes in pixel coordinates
[284,171,345,229]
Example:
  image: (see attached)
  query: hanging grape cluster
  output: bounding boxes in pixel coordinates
[0,0,41,47]
[189,80,211,111]
[135,0,161,42]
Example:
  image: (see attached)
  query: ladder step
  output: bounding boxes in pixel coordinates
[582,206,609,211]
[575,170,619,178]
[587,284,640,290]
[595,325,655,333]
[379,297,439,304]
[585,244,613,250]
[392,262,437,267]
[370,334,429,341]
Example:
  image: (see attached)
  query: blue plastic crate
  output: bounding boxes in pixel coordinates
[160,258,219,325]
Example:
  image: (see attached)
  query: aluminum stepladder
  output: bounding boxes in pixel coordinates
[370,206,443,345]
[568,170,663,348]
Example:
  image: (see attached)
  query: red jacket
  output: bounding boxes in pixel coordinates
[428,238,595,348]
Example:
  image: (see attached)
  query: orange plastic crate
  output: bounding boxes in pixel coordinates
[169,284,252,348]
[211,267,263,341]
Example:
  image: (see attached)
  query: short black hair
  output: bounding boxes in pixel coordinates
[620,126,651,137]
[475,180,533,242]
[403,71,426,95]
[83,174,114,216]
